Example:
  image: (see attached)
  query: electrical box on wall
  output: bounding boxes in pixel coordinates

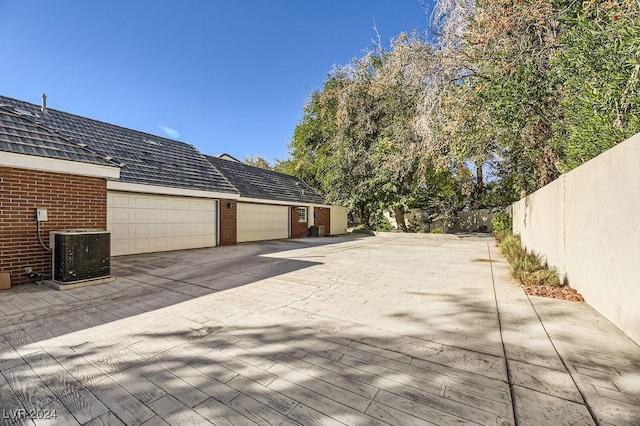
[36,208,48,222]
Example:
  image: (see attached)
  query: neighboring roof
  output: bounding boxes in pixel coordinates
[0,95,237,194]
[0,105,118,167]
[217,153,241,162]
[206,154,326,205]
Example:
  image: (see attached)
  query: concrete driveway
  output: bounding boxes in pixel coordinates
[0,235,639,425]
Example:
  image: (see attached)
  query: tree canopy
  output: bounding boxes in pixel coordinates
[243,154,273,170]
[279,0,640,230]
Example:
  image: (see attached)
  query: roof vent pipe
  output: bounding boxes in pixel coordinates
[41,93,47,113]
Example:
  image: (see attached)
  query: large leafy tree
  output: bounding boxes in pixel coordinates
[458,0,562,192]
[284,33,435,228]
[279,0,640,230]
[243,154,272,170]
[427,0,640,199]
[552,1,640,171]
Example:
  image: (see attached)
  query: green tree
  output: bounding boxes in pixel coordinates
[283,33,434,229]
[552,1,640,170]
[243,154,272,170]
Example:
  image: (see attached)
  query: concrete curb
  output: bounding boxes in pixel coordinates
[373,231,459,240]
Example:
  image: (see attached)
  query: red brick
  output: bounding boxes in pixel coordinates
[315,207,331,236]
[291,206,309,238]
[0,166,107,286]
[219,198,237,246]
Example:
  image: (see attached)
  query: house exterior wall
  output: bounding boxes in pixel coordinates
[291,206,309,238]
[314,207,331,235]
[330,206,349,235]
[219,198,237,246]
[0,166,107,286]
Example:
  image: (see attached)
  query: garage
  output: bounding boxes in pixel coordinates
[108,192,218,256]
[237,203,289,243]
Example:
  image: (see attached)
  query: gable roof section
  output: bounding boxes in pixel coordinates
[217,153,241,162]
[0,105,117,167]
[0,95,237,194]
[206,155,326,205]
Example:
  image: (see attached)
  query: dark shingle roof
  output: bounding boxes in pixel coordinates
[0,95,237,194]
[206,155,326,205]
[0,105,117,167]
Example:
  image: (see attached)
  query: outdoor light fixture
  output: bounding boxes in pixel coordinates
[227,202,232,209]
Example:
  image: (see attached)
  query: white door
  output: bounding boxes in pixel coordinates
[108,192,217,256]
[237,203,289,242]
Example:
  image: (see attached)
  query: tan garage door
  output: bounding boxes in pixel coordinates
[108,192,217,256]
[237,203,289,243]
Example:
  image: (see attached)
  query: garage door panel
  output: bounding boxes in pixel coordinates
[111,225,130,237]
[237,203,289,243]
[108,192,217,256]
[154,225,169,236]
[134,196,152,208]
[110,194,130,207]
[154,198,170,208]
[110,211,129,222]
[134,225,150,235]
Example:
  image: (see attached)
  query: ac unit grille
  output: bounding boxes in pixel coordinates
[52,231,111,283]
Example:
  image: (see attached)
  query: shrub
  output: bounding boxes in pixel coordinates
[374,214,393,232]
[430,227,444,234]
[525,268,561,287]
[494,230,511,243]
[497,231,561,287]
[492,212,512,233]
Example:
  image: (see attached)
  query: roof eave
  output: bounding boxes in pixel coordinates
[0,151,120,179]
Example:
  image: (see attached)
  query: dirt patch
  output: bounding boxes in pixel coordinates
[523,284,584,302]
[472,258,495,263]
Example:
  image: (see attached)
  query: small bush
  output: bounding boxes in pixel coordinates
[492,212,512,233]
[525,268,561,287]
[498,233,522,261]
[430,227,444,234]
[374,215,393,232]
[494,230,510,243]
[497,231,561,287]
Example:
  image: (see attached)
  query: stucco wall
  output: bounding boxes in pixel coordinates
[512,178,565,271]
[511,132,640,344]
[330,206,349,235]
[455,209,495,233]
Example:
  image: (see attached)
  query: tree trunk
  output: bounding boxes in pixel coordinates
[360,206,371,229]
[394,207,407,232]
[475,161,484,199]
[538,145,560,187]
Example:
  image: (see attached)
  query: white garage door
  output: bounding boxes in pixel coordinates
[237,203,289,243]
[108,192,217,256]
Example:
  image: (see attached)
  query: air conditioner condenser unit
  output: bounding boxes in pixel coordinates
[49,229,113,289]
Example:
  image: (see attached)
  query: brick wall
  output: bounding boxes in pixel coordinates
[219,198,237,246]
[291,206,309,238]
[0,166,107,286]
[314,207,331,236]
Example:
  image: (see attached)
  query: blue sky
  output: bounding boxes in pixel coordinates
[0,1,433,163]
